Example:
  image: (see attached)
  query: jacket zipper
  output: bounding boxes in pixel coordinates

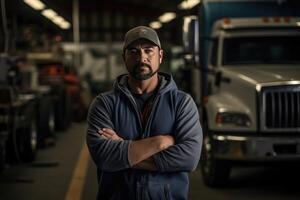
[129,95,144,134]
[119,86,164,139]
[143,94,161,138]
[118,86,144,136]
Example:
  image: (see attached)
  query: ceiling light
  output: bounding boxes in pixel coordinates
[23,0,45,10]
[158,12,176,23]
[52,16,65,25]
[23,1,70,30]
[59,21,71,30]
[42,9,57,20]
[52,16,71,29]
[178,0,201,10]
[150,21,162,29]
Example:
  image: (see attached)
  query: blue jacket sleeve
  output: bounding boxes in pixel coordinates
[86,95,131,172]
[153,94,202,172]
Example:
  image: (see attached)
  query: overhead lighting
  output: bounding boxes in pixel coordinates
[52,16,71,29]
[42,9,71,29]
[178,0,201,10]
[23,0,45,10]
[23,1,70,30]
[24,0,46,10]
[42,9,57,20]
[158,12,176,23]
[52,16,65,25]
[59,21,71,30]
[150,21,162,29]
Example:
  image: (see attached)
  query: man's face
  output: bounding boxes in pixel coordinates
[123,39,163,81]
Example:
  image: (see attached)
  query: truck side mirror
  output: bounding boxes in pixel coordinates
[183,16,200,68]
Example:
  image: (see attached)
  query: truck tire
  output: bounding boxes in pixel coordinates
[200,122,231,187]
[37,96,55,148]
[6,129,18,164]
[6,106,37,163]
[54,87,72,131]
[18,111,37,162]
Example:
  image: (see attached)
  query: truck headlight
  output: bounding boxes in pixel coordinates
[215,112,251,127]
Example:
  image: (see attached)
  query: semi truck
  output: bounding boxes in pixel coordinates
[183,0,300,187]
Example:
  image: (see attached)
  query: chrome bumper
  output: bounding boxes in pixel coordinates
[212,134,300,161]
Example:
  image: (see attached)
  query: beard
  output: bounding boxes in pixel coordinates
[127,63,158,81]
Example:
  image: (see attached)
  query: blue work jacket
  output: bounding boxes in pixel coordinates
[87,72,202,200]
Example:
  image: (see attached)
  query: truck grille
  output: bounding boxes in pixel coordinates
[262,84,300,130]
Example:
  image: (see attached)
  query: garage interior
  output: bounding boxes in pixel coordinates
[1,0,300,200]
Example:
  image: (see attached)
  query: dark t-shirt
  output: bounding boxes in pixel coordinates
[132,91,155,129]
[132,92,154,112]
[127,77,161,128]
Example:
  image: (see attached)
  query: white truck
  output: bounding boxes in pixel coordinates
[183,0,300,187]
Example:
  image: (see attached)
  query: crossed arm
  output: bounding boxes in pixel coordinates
[87,94,202,173]
[99,128,174,171]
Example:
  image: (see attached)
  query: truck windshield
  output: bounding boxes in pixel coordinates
[222,36,300,65]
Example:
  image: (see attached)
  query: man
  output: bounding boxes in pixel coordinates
[87,26,202,200]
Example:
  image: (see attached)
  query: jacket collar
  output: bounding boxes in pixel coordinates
[114,72,177,96]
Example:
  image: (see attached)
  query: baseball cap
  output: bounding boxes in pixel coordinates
[123,26,161,51]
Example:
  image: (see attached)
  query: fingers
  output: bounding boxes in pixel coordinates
[98,128,124,141]
[100,131,111,138]
[99,129,113,139]
[98,129,109,136]
[102,128,116,135]
[98,128,115,136]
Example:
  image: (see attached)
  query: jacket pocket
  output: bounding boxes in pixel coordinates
[137,183,173,200]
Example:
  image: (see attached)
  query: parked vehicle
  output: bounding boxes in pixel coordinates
[16,57,56,147]
[27,52,88,128]
[183,0,300,187]
[0,55,38,169]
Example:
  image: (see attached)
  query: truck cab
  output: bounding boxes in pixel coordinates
[183,0,300,187]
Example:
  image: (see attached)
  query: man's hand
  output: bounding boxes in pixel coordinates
[158,135,175,150]
[99,128,124,141]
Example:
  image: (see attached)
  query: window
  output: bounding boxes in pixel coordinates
[222,36,300,65]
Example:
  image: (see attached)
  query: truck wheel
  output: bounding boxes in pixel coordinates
[6,129,18,164]
[47,104,55,144]
[6,105,37,163]
[37,96,55,148]
[200,123,231,187]
[54,87,72,131]
[19,118,37,162]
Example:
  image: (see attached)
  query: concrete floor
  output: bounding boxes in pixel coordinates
[0,122,300,200]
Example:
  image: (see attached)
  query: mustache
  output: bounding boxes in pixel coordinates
[134,62,151,69]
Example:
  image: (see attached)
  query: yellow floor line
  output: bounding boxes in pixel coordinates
[65,142,90,200]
